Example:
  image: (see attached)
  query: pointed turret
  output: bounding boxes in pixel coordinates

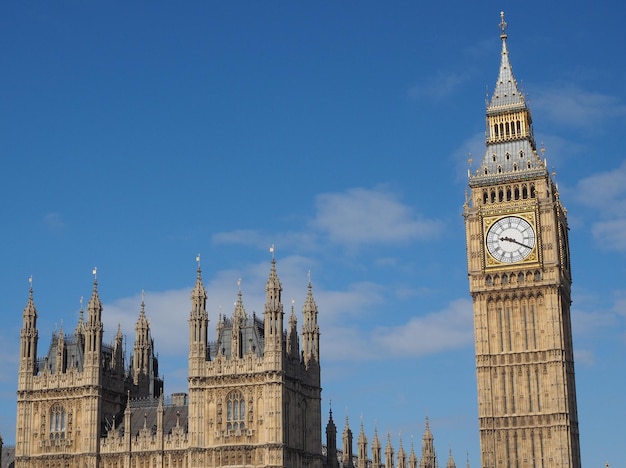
[447,448,457,468]
[398,435,407,468]
[342,415,355,468]
[85,269,103,370]
[409,436,418,468]
[112,323,124,372]
[189,254,209,364]
[231,282,247,359]
[287,300,300,360]
[371,426,382,468]
[357,417,368,468]
[385,433,395,468]
[54,325,66,373]
[132,293,153,396]
[19,279,39,376]
[470,11,547,188]
[325,407,339,468]
[264,246,284,360]
[302,273,320,366]
[420,417,436,468]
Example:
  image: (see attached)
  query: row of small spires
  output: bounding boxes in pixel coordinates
[326,410,469,468]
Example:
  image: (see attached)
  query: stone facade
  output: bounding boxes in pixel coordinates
[12,252,452,468]
[464,12,581,467]
[14,257,323,468]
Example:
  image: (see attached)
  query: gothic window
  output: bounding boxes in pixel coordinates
[519,150,524,158]
[516,120,521,134]
[492,154,497,162]
[498,165,503,174]
[50,404,66,439]
[506,152,510,160]
[226,390,246,432]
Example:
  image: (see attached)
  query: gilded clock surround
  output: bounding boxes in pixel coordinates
[483,211,539,267]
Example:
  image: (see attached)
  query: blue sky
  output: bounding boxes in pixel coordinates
[1,1,626,466]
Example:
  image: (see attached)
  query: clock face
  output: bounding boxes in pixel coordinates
[486,216,536,263]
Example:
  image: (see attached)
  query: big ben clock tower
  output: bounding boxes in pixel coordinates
[464,13,581,467]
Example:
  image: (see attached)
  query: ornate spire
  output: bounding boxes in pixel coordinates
[398,434,407,468]
[264,245,284,356]
[420,416,436,468]
[302,272,320,365]
[342,414,355,468]
[74,296,85,336]
[488,11,524,109]
[447,448,457,468]
[22,276,37,322]
[87,267,102,324]
[190,253,207,317]
[409,436,418,468]
[325,405,339,468]
[189,254,209,364]
[470,11,546,186]
[385,432,394,468]
[371,423,382,468]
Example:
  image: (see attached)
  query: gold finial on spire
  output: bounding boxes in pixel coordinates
[499,11,507,37]
[196,253,201,269]
[80,296,84,309]
[141,289,145,304]
[237,277,242,292]
[269,244,275,260]
[92,267,98,281]
[28,275,33,291]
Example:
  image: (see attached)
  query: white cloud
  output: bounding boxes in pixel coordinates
[591,219,626,252]
[311,188,442,246]
[532,85,626,129]
[373,298,473,357]
[572,160,626,251]
[575,160,626,210]
[322,298,474,362]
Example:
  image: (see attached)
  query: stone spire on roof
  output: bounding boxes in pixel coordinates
[488,11,524,110]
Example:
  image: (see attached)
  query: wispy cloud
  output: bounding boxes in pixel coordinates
[323,298,473,362]
[532,85,626,129]
[311,187,442,246]
[573,160,626,251]
[373,298,473,357]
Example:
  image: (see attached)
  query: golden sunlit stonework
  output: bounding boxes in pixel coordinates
[464,12,580,468]
[12,253,445,468]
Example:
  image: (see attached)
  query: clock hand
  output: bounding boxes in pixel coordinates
[500,236,532,249]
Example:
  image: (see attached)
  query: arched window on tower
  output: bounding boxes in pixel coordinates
[226,390,246,432]
[50,404,67,439]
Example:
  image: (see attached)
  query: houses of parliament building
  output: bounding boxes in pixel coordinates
[4,12,580,468]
